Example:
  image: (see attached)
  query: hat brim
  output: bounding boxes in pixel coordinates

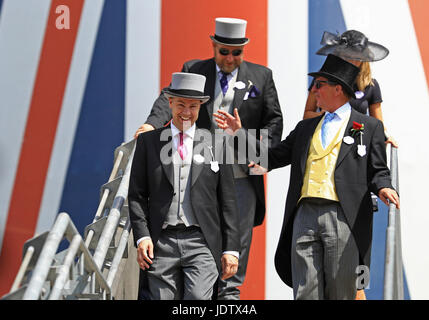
[316,41,389,62]
[210,35,249,46]
[163,90,210,104]
[308,71,356,99]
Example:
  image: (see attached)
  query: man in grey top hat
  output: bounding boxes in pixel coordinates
[135,17,283,300]
[128,72,240,300]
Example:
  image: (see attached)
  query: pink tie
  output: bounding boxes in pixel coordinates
[178,132,187,160]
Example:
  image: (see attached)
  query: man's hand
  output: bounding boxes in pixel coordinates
[378,187,400,209]
[137,238,154,270]
[213,108,242,135]
[248,161,268,175]
[221,254,238,280]
[134,123,155,139]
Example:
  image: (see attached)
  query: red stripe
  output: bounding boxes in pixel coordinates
[161,0,268,299]
[0,0,84,296]
[408,0,429,88]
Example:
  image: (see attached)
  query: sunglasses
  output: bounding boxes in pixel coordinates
[314,79,338,89]
[218,48,243,56]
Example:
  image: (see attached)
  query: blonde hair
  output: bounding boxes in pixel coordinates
[356,61,374,91]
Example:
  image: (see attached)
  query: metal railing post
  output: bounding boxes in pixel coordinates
[383,146,404,300]
[22,213,70,300]
[92,145,135,271]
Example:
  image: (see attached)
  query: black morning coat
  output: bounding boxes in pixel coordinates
[145,58,283,227]
[269,108,394,287]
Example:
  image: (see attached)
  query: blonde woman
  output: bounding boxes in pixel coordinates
[304,30,398,147]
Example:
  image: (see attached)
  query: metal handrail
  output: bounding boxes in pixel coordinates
[22,212,111,300]
[2,140,136,300]
[383,146,404,299]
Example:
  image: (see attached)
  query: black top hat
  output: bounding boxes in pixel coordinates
[308,54,360,98]
[316,30,389,62]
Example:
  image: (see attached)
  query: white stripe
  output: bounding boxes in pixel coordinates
[266,0,308,300]
[0,0,51,251]
[125,0,161,141]
[36,0,105,234]
[342,0,429,299]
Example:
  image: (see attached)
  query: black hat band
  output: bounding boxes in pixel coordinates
[166,88,206,97]
[213,34,248,45]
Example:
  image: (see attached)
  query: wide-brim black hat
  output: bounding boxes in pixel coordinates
[209,17,250,46]
[316,30,389,62]
[163,72,210,103]
[308,54,360,99]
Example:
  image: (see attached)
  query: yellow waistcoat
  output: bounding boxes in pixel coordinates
[300,116,349,202]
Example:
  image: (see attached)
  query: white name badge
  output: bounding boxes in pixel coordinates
[357,145,367,157]
[343,136,354,145]
[210,161,219,173]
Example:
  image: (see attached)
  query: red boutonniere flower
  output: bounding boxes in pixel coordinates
[350,121,364,136]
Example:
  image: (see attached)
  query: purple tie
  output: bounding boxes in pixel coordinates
[178,132,187,160]
[220,72,229,95]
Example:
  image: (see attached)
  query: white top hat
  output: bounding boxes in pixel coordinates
[210,17,249,46]
[163,72,210,103]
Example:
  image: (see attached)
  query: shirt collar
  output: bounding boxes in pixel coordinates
[325,102,351,121]
[170,121,196,140]
[215,64,238,77]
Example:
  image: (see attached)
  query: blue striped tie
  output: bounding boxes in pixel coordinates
[321,112,337,148]
[220,72,229,95]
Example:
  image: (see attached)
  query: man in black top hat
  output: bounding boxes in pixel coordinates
[134,17,283,300]
[218,54,400,299]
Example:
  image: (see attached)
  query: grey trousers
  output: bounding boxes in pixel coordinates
[147,225,218,300]
[218,177,257,300]
[291,198,359,300]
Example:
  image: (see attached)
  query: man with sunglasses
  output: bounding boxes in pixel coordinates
[134,17,283,300]
[218,54,399,299]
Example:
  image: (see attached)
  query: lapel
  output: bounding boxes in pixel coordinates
[202,59,217,121]
[231,61,249,112]
[157,127,174,187]
[190,128,207,187]
[299,116,323,174]
[336,109,360,168]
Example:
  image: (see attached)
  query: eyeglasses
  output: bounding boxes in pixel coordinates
[314,80,338,89]
[218,48,243,56]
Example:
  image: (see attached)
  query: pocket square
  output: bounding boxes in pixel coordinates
[249,85,260,98]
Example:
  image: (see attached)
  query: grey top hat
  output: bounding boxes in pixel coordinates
[163,72,210,103]
[210,17,250,46]
[316,30,389,62]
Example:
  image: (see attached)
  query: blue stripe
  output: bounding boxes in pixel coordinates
[308,0,410,299]
[0,0,3,19]
[308,0,346,87]
[59,0,126,234]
